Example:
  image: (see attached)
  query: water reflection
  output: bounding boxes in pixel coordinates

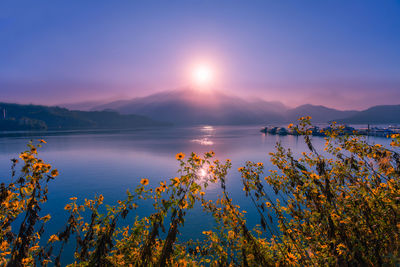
[192,138,214,146]
[200,125,215,133]
[196,166,209,183]
[192,125,215,146]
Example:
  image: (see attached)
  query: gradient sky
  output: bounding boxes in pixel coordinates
[1,0,399,109]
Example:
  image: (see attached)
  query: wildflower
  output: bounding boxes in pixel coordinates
[64,204,72,211]
[41,214,51,222]
[172,177,180,186]
[51,169,59,177]
[257,162,263,167]
[193,154,201,165]
[287,252,297,263]
[179,200,188,209]
[19,152,33,161]
[70,197,77,201]
[140,178,149,186]
[39,139,47,144]
[155,187,163,193]
[33,163,44,172]
[176,152,185,160]
[48,234,60,243]
[202,231,212,236]
[0,241,8,251]
[29,246,40,252]
[265,202,271,207]
[22,258,33,265]
[336,243,346,255]
[228,230,235,239]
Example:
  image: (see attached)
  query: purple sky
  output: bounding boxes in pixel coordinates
[1,0,399,110]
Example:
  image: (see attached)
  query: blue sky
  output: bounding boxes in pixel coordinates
[0,0,399,109]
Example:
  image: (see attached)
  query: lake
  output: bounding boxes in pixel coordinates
[0,125,391,264]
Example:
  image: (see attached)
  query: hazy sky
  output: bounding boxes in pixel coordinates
[1,0,399,109]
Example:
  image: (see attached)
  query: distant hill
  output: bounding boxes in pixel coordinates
[286,104,358,123]
[336,105,400,124]
[0,102,167,131]
[93,89,366,125]
[36,88,400,126]
[57,100,112,111]
[93,88,287,125]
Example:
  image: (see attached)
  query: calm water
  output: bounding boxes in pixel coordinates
[0,125,391,264]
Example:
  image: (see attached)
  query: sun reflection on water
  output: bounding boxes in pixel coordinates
[192,125,215,146]
[196,165,211,183]
[192,138,214,146]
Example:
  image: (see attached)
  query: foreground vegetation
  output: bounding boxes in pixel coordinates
[1,118,399,266]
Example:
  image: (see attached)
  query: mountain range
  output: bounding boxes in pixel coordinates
[2,88,399,131]
[90,88,400,125]
[92,89,285,125]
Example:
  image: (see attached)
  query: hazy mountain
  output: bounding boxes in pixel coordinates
[93,88,287,125]
[58,100,112,111]
[337,105,400,124]
[286,104,358,123]
[0,102,167,131]
[87,89,400,125]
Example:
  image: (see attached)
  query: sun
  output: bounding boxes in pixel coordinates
[192,64,214,87]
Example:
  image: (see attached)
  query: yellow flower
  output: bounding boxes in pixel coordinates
[202,231,212,236]
[155,187,164,193]
[39,139,47,144]
[179,200,188,209]
[51,169,59,177]
[257,162,263,167]
[48,234,60,243]
[22,258,33,265]
[0,241,8,251]
[41,214,51,222]
[64,204,72,211]
[175,152,185,160]
[171,177,180,186]
[19,152,33,161]
[265,202,272,207]
[228,230,235,239]
[70,197,77,201]
[140,178,149,186]
[287,252,297,262]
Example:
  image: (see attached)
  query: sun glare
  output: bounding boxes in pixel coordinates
[192,64,214,87]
